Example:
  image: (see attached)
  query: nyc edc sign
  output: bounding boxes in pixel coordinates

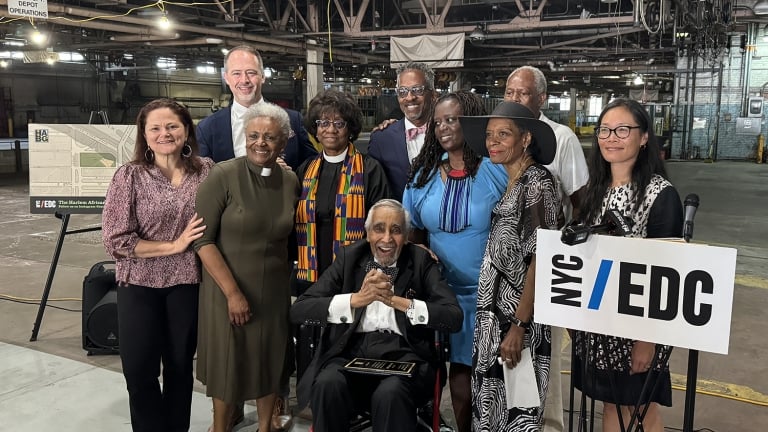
[535,229,737,354]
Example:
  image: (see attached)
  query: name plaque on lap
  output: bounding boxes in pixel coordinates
[343,358,416,377]
[534,229,737,354]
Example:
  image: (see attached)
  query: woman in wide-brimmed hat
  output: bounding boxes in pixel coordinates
[461,101,564,431]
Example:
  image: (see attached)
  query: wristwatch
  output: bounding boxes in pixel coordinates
[406,300,416,320]
[509,315,530,329]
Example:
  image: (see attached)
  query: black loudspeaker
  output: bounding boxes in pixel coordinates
[82,261,119,355]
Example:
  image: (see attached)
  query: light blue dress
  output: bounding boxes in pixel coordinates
[403,157,506,365]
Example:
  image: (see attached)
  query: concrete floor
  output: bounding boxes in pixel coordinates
[0,160,766,431]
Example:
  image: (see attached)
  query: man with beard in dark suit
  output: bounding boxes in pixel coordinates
[291,199,462,432]
[197,45,316,170]
[367,62,436,200]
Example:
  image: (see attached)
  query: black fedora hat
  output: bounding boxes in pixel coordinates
[459,101,556,165]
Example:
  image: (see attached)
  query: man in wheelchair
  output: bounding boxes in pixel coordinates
[291,199,463,432]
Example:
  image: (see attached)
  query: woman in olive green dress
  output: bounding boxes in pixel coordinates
[194,102,300,432]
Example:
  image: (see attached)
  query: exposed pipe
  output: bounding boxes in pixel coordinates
[685,57,698,159]
[741,24,757,116]
[711,61,724,161]
[680,55,691,159]
[0,0,380,63]
[143,38,228,47]
[110,33,180,42]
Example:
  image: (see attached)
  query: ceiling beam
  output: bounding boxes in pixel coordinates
[0,0,383,63]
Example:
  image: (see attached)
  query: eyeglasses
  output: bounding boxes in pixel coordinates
[396,85,427,98]
[315,119,348,129]
[596,125,642,139]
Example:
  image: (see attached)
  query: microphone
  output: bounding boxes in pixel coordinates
[683,193,699,242]
[561,209,634,245]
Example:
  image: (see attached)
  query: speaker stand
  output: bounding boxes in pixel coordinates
[30,212,101,341]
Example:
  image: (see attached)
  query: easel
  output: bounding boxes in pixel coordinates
[30,111,109,341]
[88,110,110,125]
[30,212,101,341]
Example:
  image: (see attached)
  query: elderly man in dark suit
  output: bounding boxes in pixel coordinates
[291,199,462,432]
[197,44,316,170]
[367,62,436,200]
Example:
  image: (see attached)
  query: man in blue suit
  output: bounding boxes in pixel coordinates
[197,45,316,170]
[367,62,436,201]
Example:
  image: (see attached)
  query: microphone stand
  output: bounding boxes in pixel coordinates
[681,193,700,432]
[682,246,698,432]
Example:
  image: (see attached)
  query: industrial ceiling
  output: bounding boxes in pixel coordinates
[0,0,764,96]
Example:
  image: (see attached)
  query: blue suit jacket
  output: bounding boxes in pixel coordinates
[367,119,411,201]
[196,105,316,170]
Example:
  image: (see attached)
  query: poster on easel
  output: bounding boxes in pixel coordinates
[27,124,136,214]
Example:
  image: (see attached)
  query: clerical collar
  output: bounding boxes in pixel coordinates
[323,147,348,163]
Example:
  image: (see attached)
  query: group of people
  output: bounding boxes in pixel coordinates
[101,43,683,432]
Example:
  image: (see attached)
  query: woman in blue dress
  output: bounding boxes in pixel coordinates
[403,90,507,432]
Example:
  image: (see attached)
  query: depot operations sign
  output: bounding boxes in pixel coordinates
[535,229,737,354]
[8,0,48,19]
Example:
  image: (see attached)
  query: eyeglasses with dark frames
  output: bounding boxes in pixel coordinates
[315,119,348,129]
[595,125,642,139]
[395,85,427,98]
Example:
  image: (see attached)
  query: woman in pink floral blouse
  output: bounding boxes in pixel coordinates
[102,98,214,432]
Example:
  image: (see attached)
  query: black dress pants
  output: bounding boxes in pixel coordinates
[117,283,199,432]
[311,332,435,432]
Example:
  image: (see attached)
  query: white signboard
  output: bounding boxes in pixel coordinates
[8,0,48,19]
[535,229,737,354]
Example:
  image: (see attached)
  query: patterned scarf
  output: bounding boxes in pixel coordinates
[296,144,366,282]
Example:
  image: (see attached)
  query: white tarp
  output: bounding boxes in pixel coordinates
[390,34,464,69]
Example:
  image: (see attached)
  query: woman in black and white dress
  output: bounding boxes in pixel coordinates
[461,102,563,432]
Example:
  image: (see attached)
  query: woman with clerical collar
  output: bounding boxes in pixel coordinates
[293,89,391,382]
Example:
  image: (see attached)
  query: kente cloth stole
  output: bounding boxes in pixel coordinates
[296,144,366,282]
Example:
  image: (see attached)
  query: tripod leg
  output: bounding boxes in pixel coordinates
[30,212,70,341]
[569,342,576,431]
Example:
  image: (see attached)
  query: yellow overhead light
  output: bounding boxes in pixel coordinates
[157,13,172,30]
[31,30,47,46]
[0,60,8,68]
